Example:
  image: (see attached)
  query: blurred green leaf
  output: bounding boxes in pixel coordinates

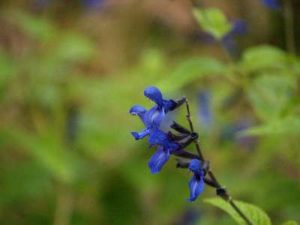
[247,74,296,121]
[0,52,16,98]
[6,129,78,183]
[0,52,15,78]
[13,11,55,41]
[54,33,95,62]
[0,161,51,203]
[239,116,300,136]
[158,57,225,92]
[193,8,232,40]
[240,46,287,72]
[205,198,271,225]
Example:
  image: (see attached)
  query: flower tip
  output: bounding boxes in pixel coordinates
[144,86,163,103]
[148,162,160,174]
[131,132,140,140]
[129,105,146,115]
[150,168,160,174]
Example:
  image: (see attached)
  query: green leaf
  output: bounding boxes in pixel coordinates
[193,8,232,40]
[12,11,55,41]
[281,221,298,225]
[54,33,95,62]
[157,57,225,92]
[239,116,300,137]
[240,45,287,72]
[5,128,78,183]
[204,198,271,225]
[247,74,296,121]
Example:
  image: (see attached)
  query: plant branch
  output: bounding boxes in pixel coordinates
[184,100,253,225]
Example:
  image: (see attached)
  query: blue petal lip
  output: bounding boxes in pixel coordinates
[188,175,205,202]
[129,105,147,115]
[131,128,150,140]
[143,106,164,128]
[144,86,163,106]
[148,147,170,174]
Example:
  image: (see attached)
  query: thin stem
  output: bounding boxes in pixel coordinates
[185,99,205,160]
[283,0,296,55]
[184,100,253,225]
[229,199,253,225]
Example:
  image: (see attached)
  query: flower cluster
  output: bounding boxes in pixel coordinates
[129,86,206,201]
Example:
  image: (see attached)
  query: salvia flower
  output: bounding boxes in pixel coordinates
[130,86,206,201]
[261,0,281,10]
[197,19,247,58]
[130,86,253,224]
[148,129,181,173]
[188,159,205,201]
[221,19,247,57]
[147,128,199,173]
[130,86,183,140]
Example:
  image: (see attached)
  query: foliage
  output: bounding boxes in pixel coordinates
[205,198,271,225]
[0,2,299,225]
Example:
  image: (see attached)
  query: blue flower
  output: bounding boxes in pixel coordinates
[188,159,205,201]
[82,0,105,9]
[148,129,180,149]
[262,0,281,9]
[196,19,247,58]
[144,86,177,112]
[197,90,213,128]
[148,146,171,174]
[130,86,180,140]
[220,119,256,151]
[230,20,248,35]
[147,129,181,174]
[221,19,247,57]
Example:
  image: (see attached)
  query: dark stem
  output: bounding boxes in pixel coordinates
[283,0,296,55]
[173,150,200,160]
[184,100,253,225]
[229,199,254,225]
[185,99,205,160]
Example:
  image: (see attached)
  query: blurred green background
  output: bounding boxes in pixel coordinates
[0,0,299,225]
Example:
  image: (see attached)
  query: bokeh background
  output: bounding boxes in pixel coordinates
[0,0,299,225]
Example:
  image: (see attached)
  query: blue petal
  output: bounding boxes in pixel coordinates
[131,128,150,140]
[130,105,147,122]
[188,175,205,202]
[144,106,165,128]
[231,20,247,35]
[148,129,180,152]
[148,129,168,146]
[144,86,164,106]
[188,159,202,174]
[129,105,147,115]
[148,147,170,174]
